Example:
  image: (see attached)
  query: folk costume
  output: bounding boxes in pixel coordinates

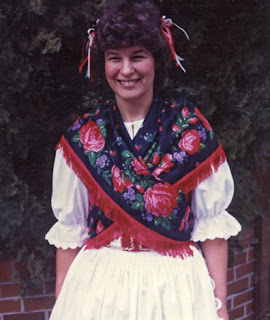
[46,96,241,320]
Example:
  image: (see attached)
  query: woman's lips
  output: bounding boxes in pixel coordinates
[118,79,140,87]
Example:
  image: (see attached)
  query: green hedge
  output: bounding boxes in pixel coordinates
[0,0,269,291]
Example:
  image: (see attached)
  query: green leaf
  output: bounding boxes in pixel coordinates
[72,135,79,142]
[131,201,141,210]
[154,216,163,226]
[122,150,133,159]
[135,193,143,202]
[140,180,148,189]
[100,127,107,138]
[125,157,133,165]
[177,117,183,124]
[88,151,96,166]
[161,218,171,230]
[98,120,107,128]
[169,213,177,219]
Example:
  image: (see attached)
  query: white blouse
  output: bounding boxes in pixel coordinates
[45,120,241,249]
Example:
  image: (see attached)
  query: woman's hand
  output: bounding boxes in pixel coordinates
[218,308,229,320]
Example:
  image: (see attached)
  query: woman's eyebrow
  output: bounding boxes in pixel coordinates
[132,49,148,55]
[105,49,149,57]
[105,51,120,56]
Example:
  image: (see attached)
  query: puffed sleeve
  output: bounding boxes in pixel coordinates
[45,148,90,249]
[190,160,241,242]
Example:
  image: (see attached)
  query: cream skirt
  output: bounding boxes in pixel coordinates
[50,240,220,320]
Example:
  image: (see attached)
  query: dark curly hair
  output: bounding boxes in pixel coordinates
[92,0,169,89]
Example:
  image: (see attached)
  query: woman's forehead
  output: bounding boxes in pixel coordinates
[105,46,151,56]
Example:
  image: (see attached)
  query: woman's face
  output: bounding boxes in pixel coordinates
[104,45,155,105]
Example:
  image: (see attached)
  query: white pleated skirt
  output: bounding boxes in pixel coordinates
[50,240,220,320]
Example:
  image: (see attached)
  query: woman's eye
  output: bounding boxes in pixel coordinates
[108,57,121,61]
[132,56,144,60]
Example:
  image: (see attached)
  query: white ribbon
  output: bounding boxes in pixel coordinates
[86,28,96,79]
[161,16,189,73]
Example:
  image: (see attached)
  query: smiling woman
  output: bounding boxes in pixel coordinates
[92,0,169,91]
[104,46,155,121]
[45,0,241,319]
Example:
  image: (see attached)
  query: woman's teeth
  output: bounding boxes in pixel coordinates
[120,80,138,85]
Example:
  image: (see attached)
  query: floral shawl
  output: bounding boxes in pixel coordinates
[57,97,226,257]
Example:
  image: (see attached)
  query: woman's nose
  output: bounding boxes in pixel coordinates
[120,59,134,75]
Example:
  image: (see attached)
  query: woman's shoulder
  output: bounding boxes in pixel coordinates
[159,95,215,142]
[161,95,197,112]
[66,100,111,133]
[161,95,210,124]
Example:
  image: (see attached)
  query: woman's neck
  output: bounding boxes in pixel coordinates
[115,92,153,123]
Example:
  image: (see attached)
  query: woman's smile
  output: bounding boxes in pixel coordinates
[105,46,155,104]
[118,79,140,87]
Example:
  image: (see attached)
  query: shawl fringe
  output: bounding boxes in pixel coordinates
[174,143,226,194]
[56,136,224,258]
[84,224,123,250]
[84,224,195,259]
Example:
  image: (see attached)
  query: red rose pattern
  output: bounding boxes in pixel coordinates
[111,165,133,193]
[179,129,201,155]
[96,220,104,234]
[182,107,189,117]
[80,121,105,152]
[194,107,212,131]
[172,124,181,132]
[189,117,199,124]
[144,183,178,217]
[135,185,144,194]
[131,157,150,176]
[79,104,212,235]
[152,153,174,178]
[75,101,213,238]
[152,152,160,165]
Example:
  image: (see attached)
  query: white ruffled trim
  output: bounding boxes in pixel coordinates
[191,210,241,242]
[45,222,89,249]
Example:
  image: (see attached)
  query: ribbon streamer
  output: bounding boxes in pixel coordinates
[161,16,189,73]
[79,28,96,80]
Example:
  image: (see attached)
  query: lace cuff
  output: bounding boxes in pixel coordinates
[191,210,241,242]
[45,222,89,249]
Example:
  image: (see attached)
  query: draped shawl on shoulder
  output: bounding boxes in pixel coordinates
[56,97,226,257]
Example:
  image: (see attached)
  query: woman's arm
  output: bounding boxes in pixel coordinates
[201,238,229,320]
[47,150,90,299]
[55,247,81,299]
